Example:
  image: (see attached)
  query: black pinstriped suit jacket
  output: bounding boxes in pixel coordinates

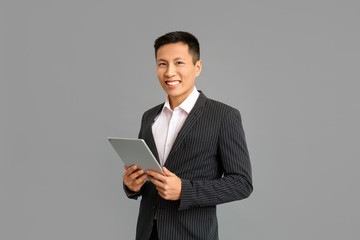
[124,91,253,240]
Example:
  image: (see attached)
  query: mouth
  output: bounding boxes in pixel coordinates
[165,80,181,86]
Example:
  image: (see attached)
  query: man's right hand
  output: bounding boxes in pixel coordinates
[123,165,147,192]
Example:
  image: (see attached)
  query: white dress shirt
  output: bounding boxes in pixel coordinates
[152,87,200,166]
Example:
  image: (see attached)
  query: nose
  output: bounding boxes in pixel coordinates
[165,63,176,78]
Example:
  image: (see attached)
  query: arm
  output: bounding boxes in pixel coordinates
[179,109,253,210]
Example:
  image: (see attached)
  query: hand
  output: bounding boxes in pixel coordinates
[123,165,147,192]
[147,167,182,201]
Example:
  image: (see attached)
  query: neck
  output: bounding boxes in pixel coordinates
[168,97,183,110]
[168,87,195,110]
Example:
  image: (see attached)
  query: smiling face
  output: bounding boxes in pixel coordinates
[156,42,202,109]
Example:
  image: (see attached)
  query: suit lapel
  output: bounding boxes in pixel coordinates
[142,104,163,162]
[165,92,207,164]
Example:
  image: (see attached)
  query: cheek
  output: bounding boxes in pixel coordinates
[156,70,163,79]
[157,73,166,86]
[183,70,195,80]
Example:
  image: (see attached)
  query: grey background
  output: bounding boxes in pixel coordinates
[1,0,359,239]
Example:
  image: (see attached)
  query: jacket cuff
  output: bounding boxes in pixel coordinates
[123,182,141,199]
[179,179,193,210]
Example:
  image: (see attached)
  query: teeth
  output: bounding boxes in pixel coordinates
[167,81,180,86]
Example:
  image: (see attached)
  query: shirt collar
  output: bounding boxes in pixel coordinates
[163,86,200,114]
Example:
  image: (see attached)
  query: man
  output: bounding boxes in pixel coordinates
[123,31,253,240]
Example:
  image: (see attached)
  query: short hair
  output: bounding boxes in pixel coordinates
[154,31,200,64]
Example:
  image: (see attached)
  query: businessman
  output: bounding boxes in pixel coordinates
[123,31,253,240]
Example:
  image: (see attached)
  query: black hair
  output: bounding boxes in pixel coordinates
[154,31,200,64]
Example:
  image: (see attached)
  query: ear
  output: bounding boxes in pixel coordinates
[195,60,202,77]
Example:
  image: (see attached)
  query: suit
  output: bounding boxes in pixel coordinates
[124,91,253,240]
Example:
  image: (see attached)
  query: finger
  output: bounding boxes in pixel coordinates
[162,167,172,176]
[147,170,166,182]
[135,172,147,181]
[124,165,138,176]
[156,185,166,193]
[123,168,143,183]
[134,174,148,185]
[149,174,166,185]
[155,186,164,195]
[146,170,155,176]
[128,164,138,171]
[158,191,164,199]
[130,169,145,180]
[156,189,167,199]
[148,175,164,188]
[147,175,158,184]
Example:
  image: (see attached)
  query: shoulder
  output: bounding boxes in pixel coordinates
[204,97,241,119]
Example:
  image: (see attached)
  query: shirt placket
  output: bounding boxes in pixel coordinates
[163,109,178,165]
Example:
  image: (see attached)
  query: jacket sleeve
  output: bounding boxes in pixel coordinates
[179,109,253,210]
[123,182,144,199]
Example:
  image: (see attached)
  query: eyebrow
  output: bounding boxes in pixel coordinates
[157,57,186,62]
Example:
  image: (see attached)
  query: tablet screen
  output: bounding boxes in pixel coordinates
[108,137,164,175]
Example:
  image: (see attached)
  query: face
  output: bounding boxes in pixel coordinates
[156,42,202,109]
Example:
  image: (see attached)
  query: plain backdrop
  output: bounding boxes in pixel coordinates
[1,1,359,239]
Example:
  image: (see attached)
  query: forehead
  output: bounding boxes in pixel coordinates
[156,42,191,60]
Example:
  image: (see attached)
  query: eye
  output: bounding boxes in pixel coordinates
[158,62,166,67]
[176,61,184,65]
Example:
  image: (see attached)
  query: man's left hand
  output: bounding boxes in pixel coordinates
[147,167,182,201]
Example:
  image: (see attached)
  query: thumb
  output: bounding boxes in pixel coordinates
[162,167,173,176]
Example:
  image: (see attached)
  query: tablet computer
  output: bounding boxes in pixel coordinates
[108,137,164,175]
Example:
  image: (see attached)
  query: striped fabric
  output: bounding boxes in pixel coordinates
[124,91,253,240]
